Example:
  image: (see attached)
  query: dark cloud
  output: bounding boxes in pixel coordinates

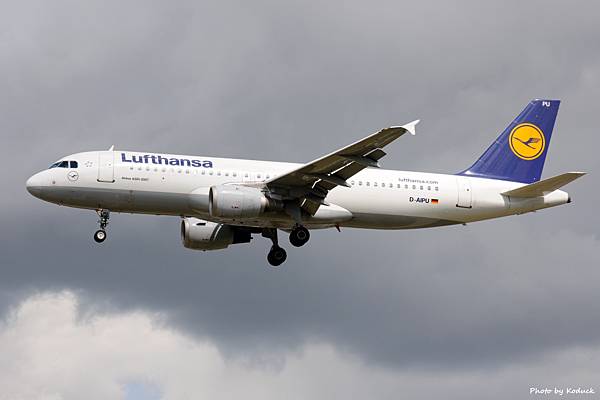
[1,0,599,382]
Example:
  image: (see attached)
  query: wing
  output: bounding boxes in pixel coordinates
[265,120,419,215]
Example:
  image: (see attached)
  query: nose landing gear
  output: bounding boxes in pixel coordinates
[262,228,287,267]
[93,209,110,243]
[93,229,107,243]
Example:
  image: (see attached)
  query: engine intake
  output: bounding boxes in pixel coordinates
[209,185,282,219]
[180,217,251,251]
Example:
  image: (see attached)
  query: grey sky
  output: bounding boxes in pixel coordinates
[1,0,599,398]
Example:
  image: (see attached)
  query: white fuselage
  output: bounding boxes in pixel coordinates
[26,150,569,230]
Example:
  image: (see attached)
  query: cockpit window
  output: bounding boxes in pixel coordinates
[49,160,72,169]
[70,161,78,168]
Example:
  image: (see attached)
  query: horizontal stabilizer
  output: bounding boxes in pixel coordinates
[501,172,586,198]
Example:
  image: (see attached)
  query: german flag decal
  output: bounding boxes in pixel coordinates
[431,199,439,204]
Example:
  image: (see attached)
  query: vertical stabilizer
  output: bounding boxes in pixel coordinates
[459,99,560,183]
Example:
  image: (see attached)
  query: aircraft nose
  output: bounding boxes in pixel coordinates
[26,173,44,198]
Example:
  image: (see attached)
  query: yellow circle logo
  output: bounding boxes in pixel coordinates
[509,123,545,160]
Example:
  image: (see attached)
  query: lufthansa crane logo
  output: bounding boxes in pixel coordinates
[509,123,545,160]
[67,171,79,181]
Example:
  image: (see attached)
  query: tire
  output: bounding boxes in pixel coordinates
[289,226,310,247]
[94,229,107,243]
[267,246,287,267]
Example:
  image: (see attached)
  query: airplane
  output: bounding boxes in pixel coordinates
[26,99,585,266]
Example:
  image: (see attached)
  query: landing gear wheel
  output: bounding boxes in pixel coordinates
[94,229,107,243]
[267,246,287,267]
[289,226,310,247]
[94,209,110,243]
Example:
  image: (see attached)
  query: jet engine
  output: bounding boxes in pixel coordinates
[180,217,251,251]
[209,185,282,219]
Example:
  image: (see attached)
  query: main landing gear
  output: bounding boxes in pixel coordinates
[93,209,110,243]
[262,225,311,267]
[262,228,287,267]
[289,225,310,247]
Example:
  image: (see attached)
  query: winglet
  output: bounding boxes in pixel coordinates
[401,119,419,136]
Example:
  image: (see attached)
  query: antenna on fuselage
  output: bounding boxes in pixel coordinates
[108,145,115,151]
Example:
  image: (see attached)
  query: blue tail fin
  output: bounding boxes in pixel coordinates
[459,99,560,183]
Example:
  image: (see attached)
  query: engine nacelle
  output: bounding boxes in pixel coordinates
[209,185,281,219]
[180,217,251,251]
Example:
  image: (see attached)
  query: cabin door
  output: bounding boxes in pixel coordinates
[97,151,115,183]
[456,177,472,208]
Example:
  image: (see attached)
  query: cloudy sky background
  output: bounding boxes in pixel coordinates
[1,0,599,399]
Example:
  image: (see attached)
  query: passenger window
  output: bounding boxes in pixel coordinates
[358,181,362,186]
[69,161,78,168]
[257,173,261,179]
[244,173,249,178]
[217,171,221,176]
[374,182,378,187]
[435,186,439,191]
[366,182,370,186]
[389,183,392,188]
[201,170,205,175]
[209,171,213,175]
[412,185,416,189]
[427,186,431,191]
[405,184,408,189]
[420,185,423,190]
